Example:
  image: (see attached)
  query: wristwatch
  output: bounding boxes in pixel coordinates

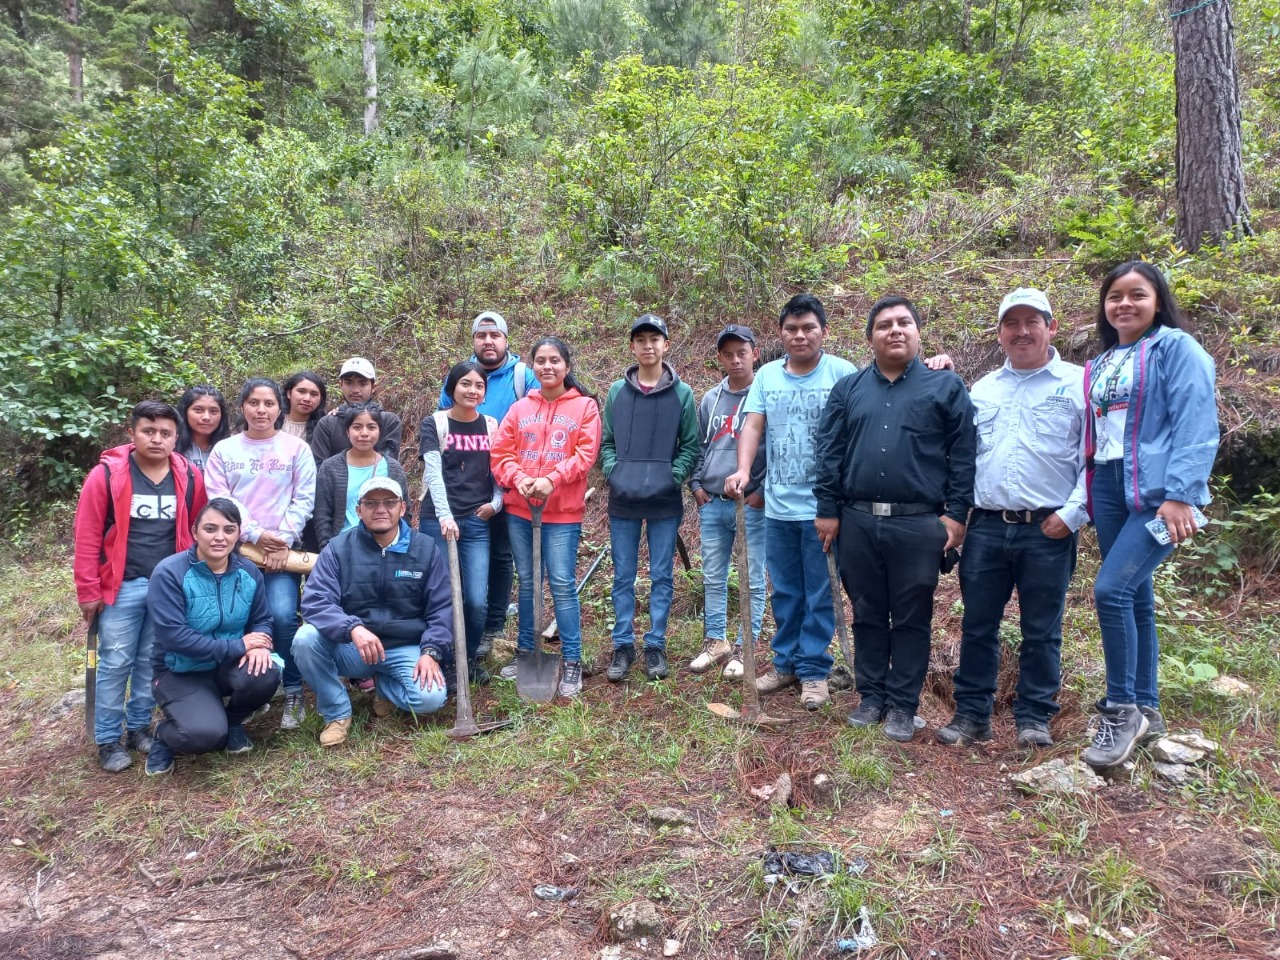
[424,649,443,662]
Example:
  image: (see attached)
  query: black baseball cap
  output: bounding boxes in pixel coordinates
[630,314,670,339]
[716,324,756,349]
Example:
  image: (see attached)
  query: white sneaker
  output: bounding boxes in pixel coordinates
[280,692,306,730]
[690,638,733,674]
[722,653,744,679]
[558,661,583,698]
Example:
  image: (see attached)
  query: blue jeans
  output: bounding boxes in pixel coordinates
[1091,460,1174,707]
[263,571,303,692]
[508,514,583,663]
[765,517,834,681]
[422,514,491,662]
[953,513,1078,724]
[94,577,156,744]
[293,623,447,722]
[699,497,767,644]
[485,510,514,634]
[609,516,680,651]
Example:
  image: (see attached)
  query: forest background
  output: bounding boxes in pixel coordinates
[1,1,1279,958]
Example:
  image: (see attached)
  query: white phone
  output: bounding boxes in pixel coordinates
[1144,506,1209,545]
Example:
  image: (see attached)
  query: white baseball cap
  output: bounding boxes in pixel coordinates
[357,477,403,501]
[998,288,1053,322]
[339,357,376,380]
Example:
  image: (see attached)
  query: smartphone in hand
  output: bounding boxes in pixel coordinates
[1144,506,1209,545]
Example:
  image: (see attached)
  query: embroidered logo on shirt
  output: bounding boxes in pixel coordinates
[394,570,423,579]
[131,494,176,520]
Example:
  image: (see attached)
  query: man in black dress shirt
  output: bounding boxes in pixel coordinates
[814,296,977,742]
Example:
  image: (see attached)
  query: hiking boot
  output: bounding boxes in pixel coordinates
[645,648,670,681]
[125,728,154,754]
[1082,701,1148,769]
[846,700,885,728]
[883,707,917,743]
[1016,720,1053,748]
[558,661,583,698]
[372,692,395,719]
[98,740,132,773]
[319,716,353,747]
[722,652,744,679]
[607,644,637,682]
[497,651,530,681]
[936,716,994,745]
[690,638,733,674]
[144,741,174,776]
[280,692,306,730]
[477,631,502,660]
[224,725,254,754]
[1139,705,1167,741]
[800,679,830,710]
[755,669,798,694]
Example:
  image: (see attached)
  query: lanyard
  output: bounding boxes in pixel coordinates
[1093,330,1153,417]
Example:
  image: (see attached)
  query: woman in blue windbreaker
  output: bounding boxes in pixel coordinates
[144,498,280,775]
[1081,261,1219,770]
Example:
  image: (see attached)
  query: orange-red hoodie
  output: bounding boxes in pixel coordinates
[491,388,601,523]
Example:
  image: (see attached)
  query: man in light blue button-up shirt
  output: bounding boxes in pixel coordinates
[935,288,1087,750]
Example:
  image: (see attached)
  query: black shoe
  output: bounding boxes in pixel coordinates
[1082,701,1148,769]
[607,644,637,683]
[936,716,993,745]
[847,699,885,728]
[468,661,491,686]
[1016,720,1053,748]
[98,740,132,773]
[883,707,917,743]
[644,648,669,681]
[476,631,500,660]
[125,727,154,754]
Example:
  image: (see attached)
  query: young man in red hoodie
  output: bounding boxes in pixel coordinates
[73,400,207,772]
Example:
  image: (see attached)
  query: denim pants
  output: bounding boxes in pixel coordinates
[699,497,767,644]
[838,509,946,712]
[508,514,583,663]
[765,517,834,681]
[609,516,680,651]
[952,512,1078,724]
[94,576,156,744]
[152,658,279,754]
[1091,460,1174,707]
[485,510,515,634]
[293,623,448,722]
[422,514,491,662]
[263,571,303,692]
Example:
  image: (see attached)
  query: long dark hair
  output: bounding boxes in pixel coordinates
[281,371,329,441]
[529,336,595,400]
[443,360,488,402]
[235,377,285,432]
[176,385,231,451]
[1096,261,1184,350]
[339,401,382,435]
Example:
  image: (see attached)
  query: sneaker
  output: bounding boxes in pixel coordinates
[1015,720,1053,748]
[755,669,798,695]
[800,679,829,710]
[1082,701,1148,769]
[224,725,254,754]
[280,692,306,731]
[98,740,132,773]
[372,692,395,719]
[477,631,501,660]
[883,706,917,743]
[644,648,670,681]
[497,650,530,681]
[1139,705,1167,741]
[125,728,154,754]
[319,716,353,747]
[847,699,885,728]
[558,661,583,698]
[690,638,733,674]
[936,716,994,745]
[144,741,174,776]
[722,652,744,679]
[607,644,637,683]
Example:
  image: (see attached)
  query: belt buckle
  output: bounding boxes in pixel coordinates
[1001,509,1028,523]
[872,502,892,517]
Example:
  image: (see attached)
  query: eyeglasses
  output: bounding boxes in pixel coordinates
[359,499,401,511]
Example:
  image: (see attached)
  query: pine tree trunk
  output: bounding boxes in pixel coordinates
[362,0,378,134]
[1172,0,1251,251]
[62,0,81,103]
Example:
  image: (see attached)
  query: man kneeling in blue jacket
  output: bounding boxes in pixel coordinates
[294,478,451,747]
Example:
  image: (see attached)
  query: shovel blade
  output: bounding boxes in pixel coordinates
[516,649,560,703]
[706,701,795,727]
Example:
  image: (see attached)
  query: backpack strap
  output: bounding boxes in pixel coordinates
[433,410,450,448]
[514,362,528,400]
[483,415,499,441]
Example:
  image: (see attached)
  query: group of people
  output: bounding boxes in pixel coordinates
[72,260,1218,777]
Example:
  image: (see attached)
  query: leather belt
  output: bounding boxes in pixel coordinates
[847,501,938,517]
[974,507,1060,524]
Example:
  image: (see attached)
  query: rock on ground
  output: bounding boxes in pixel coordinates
[609,899,663,942]
[1010,759,1105,796]
[1150,738,1207,765]
[1153,762,1196,785]
[47,689,86,721]
[1207,675,1253,698]
[646,807,694,828]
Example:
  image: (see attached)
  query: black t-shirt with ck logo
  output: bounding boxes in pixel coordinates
[123,455,178,581]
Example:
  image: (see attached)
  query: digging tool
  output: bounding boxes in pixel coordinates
[517,503,560,702]
[84,612,99,741]
[446,539,511,739]
[675,533,692,571]
[707,498,791,726]
[826,551,855,671]
[542,546,607,640]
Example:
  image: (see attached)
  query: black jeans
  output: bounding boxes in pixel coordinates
[152,659,279,755]
[838,508,946,714]
[952,512,1078,724]
[484,511,514,634]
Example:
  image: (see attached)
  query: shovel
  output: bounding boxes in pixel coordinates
[707,498,791,726]
[517,503,561,702]
[446,538,511,739]
[84,612,99,742]
[826,551,855,671]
